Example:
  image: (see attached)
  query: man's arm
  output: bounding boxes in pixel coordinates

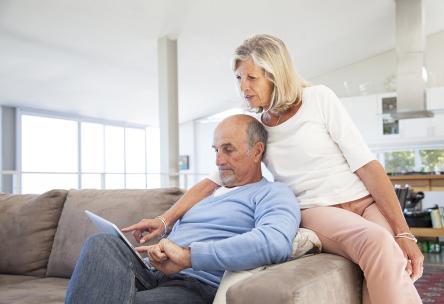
[190,184,300,272]
[137,184,300,275]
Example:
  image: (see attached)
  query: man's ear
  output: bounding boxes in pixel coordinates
[253,141,265,162]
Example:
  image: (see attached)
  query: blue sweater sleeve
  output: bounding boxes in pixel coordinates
[189,184,300,271]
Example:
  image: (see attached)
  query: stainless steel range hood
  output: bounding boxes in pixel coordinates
[393,0,433,120]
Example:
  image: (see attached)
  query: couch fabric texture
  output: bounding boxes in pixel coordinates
[0,190,68,277]
[0,188,363,304]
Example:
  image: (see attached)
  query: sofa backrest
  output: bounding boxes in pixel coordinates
[46,187,184,278]
[0,190,68,277]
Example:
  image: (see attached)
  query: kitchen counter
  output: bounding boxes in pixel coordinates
[389,174,444,191]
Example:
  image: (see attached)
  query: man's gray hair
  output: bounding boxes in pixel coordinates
[246,118,268,160]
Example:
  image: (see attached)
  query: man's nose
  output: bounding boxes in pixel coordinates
[216,152,226,166]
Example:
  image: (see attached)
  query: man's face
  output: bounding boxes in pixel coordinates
[212,121,260,187]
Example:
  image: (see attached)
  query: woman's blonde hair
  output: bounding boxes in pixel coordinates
[233,34,309,113]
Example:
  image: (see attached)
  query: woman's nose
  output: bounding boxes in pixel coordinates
[239,79,248,92]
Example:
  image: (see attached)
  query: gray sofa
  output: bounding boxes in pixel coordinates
[0,188,363,304]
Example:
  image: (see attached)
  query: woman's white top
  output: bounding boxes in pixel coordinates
[209,85,375,208]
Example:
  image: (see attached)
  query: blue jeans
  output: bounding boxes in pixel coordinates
[65,234,217,304]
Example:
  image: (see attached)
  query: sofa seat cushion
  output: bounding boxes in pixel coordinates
[46,188,184,278]
[0,274,40,287]
[0,190,68,277]
[214,228,323,304]
[226,253,363,304]
[0,277,68,304]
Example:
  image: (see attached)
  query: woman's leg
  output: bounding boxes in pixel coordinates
[65,233,158,304]
[301,206,421,304]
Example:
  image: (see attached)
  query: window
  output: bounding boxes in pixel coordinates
[420,149,444,172]
[383,151,415,173]
[382,97,399,135]
[125,128,147,189]
[146,127,161,188]
[81,122,104,189]
[19,110,159,193]
[104,126,125,188]
[380,148,444,174]
[21,115,78,193]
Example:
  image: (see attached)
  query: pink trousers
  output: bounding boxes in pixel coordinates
[301,196,422,304]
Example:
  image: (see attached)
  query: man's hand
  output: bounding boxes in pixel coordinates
[136,239,192,275]
[121,219,164,244]
[135,244,168,264]
[395,238,424,282]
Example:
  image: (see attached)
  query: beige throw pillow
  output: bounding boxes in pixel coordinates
[0,190,68,276]
[212,228,321,304]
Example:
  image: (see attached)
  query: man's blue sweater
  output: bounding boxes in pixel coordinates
[167,178,300,287]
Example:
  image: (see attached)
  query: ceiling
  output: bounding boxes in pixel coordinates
[0,0,443,126]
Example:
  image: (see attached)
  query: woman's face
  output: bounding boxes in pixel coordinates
[235,59,274,110]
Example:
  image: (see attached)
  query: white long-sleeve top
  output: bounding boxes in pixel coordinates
[210,85,375,208]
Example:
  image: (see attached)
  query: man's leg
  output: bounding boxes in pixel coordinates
[65,233,158,304]
[135,276,217,304]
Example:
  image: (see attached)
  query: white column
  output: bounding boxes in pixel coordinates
[158,37,179,187]
[1,106,17,193]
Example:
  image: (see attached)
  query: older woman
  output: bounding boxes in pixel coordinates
[125,35,423,304]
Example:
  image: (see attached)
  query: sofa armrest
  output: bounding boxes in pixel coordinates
[226,253,363,304]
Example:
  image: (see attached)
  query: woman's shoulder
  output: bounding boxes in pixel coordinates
[303,84,336,99]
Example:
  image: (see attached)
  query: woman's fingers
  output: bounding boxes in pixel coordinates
[410,257,424,282]
[121,218,165,243]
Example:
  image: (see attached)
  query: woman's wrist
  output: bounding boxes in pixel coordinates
[160,212,175,230]
[155,216,169,238]
[394,232,417,243]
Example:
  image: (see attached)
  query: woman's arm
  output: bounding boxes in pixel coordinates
[162,178,219,228]
[122,178,219,243]
[355,160,424,281]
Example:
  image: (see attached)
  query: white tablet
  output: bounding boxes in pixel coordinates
[84,210,153,270]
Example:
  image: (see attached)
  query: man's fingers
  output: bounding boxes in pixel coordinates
[151,246,167,261]
[145,246,166,263]
[135,246,150,253]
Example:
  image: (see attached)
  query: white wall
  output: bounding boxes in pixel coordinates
[179,120,218,186]
[341,87,444,150]
[310,31,444,98]
[179,121,195,173]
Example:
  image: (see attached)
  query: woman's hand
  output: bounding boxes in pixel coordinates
[121,218,164,244]
[396,238,424,282]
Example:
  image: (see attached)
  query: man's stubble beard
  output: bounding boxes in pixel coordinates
[220,172,236,187]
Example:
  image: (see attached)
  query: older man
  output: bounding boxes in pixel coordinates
[65,115,300,304]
